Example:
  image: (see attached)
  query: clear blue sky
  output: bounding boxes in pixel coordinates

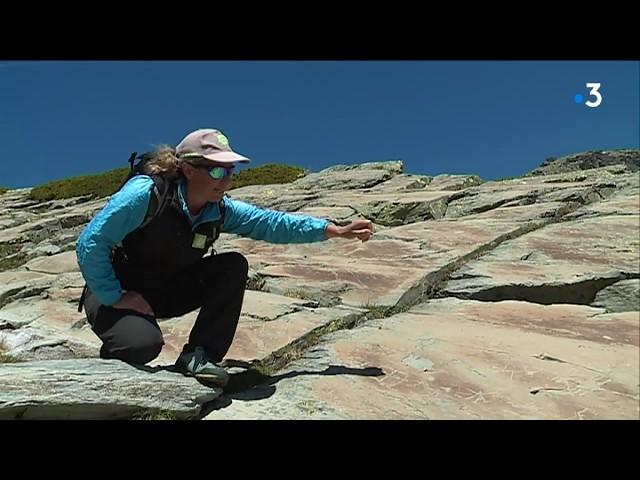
[1,61,638,188]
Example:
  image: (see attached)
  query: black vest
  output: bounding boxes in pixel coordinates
[112,177,224,290]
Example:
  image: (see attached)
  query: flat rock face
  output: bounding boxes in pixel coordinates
[22,251,79,274]
[527,150,639,176]
[205,299,638,420]
[0,359,222,420]
[591,280,640,313]
[442,214,639,304]
[1,154,638,419]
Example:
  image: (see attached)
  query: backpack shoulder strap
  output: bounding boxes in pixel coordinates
[219,197,226,224]
[138,174,173,230]
[214,197,226,233]
[204,198,227,253]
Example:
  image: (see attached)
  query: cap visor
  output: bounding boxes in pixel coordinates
[202,151,251,164]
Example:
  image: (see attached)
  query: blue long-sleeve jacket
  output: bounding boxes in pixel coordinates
[76,175,330,306]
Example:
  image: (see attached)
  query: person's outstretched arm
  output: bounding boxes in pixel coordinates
[222,197,373,243]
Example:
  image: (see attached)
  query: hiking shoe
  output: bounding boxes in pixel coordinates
[175,346,229,387]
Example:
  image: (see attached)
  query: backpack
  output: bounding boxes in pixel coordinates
[77,151,226,312]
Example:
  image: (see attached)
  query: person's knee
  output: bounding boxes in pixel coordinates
[215,252,248,282]
[228,252,249,276]
[100,322,164,365]
[113,334,164,365]
[124,339,164,365]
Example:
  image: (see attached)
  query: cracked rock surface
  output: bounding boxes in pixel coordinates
[1,152,639,419]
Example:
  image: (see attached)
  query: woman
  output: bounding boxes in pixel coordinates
[76,128,373,387]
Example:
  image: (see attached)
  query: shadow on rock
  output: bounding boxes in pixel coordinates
[200,364,385,416]
[129,363,178,374]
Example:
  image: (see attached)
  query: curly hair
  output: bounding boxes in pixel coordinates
[141,145,185,181]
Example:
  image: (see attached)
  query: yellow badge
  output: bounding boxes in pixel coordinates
[217,134,229,146]
[192,233,207,249]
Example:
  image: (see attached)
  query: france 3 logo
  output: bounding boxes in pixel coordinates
[574,83,603,108]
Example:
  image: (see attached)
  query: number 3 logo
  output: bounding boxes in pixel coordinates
[585,83,602,108]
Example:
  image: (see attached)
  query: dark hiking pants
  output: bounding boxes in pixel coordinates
[83,252,249,365]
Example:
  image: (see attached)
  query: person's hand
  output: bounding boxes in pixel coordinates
[326,220,374,242]
[112,291,155,316]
